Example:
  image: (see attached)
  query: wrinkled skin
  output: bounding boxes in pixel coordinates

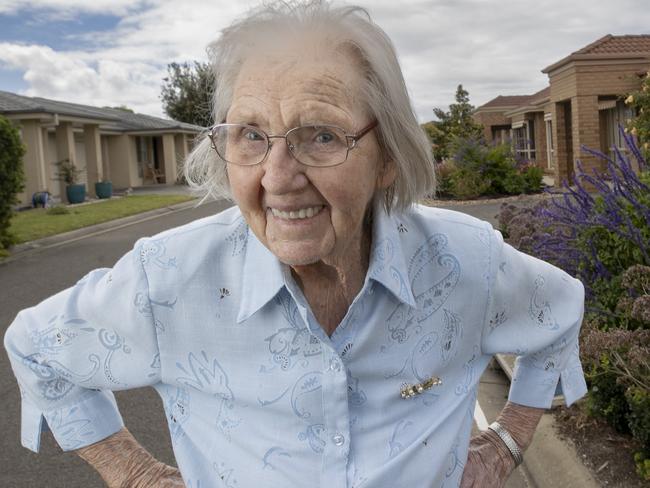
[76,427,184,487]
[460,430,516,488]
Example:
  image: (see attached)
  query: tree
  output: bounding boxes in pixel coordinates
[109,105,134,113]
[0,115,25,255]
[160,61,215,127]
[426,84,483,162]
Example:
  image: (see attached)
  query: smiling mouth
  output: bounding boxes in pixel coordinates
[269,205,324,220]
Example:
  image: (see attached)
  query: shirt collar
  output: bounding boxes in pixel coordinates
[236,227,286,323]
[236,199,416,323]
[367,199,417,307]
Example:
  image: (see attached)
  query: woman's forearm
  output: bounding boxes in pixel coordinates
[75,427,166,487]
[493,400,545,450]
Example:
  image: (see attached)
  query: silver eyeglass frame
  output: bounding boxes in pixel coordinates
[207,120,378,167]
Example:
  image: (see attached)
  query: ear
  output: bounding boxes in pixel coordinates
[377,159,397,190]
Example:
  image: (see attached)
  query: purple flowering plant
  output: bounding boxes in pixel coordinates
[500,128,650,329]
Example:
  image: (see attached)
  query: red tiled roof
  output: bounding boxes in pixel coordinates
[543,34,650,73]
[477,86,550,112]
[576,34,650,55]
[477,95,533,110]
[528,86,550,104]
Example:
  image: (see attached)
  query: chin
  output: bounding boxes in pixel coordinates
[269,243,327,267]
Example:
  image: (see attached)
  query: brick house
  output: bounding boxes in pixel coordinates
[0,90,202,206]
[474,35,650,184]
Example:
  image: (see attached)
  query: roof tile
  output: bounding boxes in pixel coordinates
[0,90,203,132]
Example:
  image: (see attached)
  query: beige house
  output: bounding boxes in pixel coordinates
[0,90,203,206]
[474,35,650,184]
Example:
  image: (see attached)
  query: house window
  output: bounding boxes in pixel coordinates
[136,136,148,178]
[545,117,554,169]
[512,120,536,161]
[600,100,635,159]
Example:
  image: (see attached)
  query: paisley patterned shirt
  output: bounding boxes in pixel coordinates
[5,201,587,487]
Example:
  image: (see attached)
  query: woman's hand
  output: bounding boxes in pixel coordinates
[460,401,545,487]
[459,429,516,488]
[76,427,185,487]
[125,461,185,488]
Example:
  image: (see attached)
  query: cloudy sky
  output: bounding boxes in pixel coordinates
[0,0,648,123]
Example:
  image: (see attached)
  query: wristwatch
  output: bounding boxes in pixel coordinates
[488,421,524,466]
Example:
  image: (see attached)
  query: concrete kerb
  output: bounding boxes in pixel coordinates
[3,198,202,265]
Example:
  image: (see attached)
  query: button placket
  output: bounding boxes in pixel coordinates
[329,357,342,372]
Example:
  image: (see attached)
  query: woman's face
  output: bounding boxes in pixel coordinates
[226,51,394,266]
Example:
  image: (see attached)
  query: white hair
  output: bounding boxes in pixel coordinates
[183,0,435,212]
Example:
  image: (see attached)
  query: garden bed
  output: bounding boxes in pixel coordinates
[554,404,648,487]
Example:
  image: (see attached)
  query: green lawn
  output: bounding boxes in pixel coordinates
[10,194,196,244]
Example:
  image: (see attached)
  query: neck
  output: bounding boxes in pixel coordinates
[291,219,372,336]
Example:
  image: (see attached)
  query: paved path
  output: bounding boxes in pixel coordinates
[0,194,596,487]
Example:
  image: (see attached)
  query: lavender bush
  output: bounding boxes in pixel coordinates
[500,129,650,329]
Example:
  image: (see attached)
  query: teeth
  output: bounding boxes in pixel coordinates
[271,206,323,220]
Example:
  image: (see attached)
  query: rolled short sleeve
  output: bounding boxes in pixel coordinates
[481,225,588,409]
[4,238,162,452]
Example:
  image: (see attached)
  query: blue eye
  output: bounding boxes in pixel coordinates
[243,129,265,141]
[315,131,335,144]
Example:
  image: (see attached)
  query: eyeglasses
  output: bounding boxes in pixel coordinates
[207,120,377,167]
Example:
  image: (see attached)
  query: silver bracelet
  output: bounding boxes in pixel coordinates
[488,421,524,466]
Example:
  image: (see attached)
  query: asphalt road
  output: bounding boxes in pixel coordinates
[0,198,531,487]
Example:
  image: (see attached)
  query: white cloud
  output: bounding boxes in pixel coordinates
[0,0,145,16]
[1,0,649,120]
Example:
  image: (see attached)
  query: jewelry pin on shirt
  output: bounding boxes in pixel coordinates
[400,375,442,399]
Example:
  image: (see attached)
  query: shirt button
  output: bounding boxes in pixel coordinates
[329,358,342,372]
[332,433,345,446]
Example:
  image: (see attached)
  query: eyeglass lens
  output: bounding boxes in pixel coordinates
[211,124,350,166]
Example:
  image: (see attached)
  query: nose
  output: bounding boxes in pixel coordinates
[260,137,309,194]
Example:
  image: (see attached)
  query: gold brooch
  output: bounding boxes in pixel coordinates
[400,376,442,399]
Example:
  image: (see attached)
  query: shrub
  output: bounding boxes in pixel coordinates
[581,326,650,426]
[433,161,456,198]
[635,452,650,481]
[445,136,543,199]
[627,387,650,453]
[448,167,491,199]
[521,164,544,193]
[0,115,26,255]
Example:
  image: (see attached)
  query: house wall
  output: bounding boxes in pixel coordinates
[106,134,136,188]
[547,59,649,183]
[162,134,178,184]
[74,132,88,186]
[101,136,111,181]
[44,131,59,200]
[15,119,47,205]
[473,111,511,143]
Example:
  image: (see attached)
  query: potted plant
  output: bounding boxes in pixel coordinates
[55,158,86,204]
[95,178,113,199]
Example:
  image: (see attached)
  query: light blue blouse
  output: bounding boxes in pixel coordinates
[5,201,587,487]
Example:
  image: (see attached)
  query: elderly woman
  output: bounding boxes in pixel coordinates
[5,2,587,487]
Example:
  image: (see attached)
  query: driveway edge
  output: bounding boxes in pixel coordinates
[3,199,202,264]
